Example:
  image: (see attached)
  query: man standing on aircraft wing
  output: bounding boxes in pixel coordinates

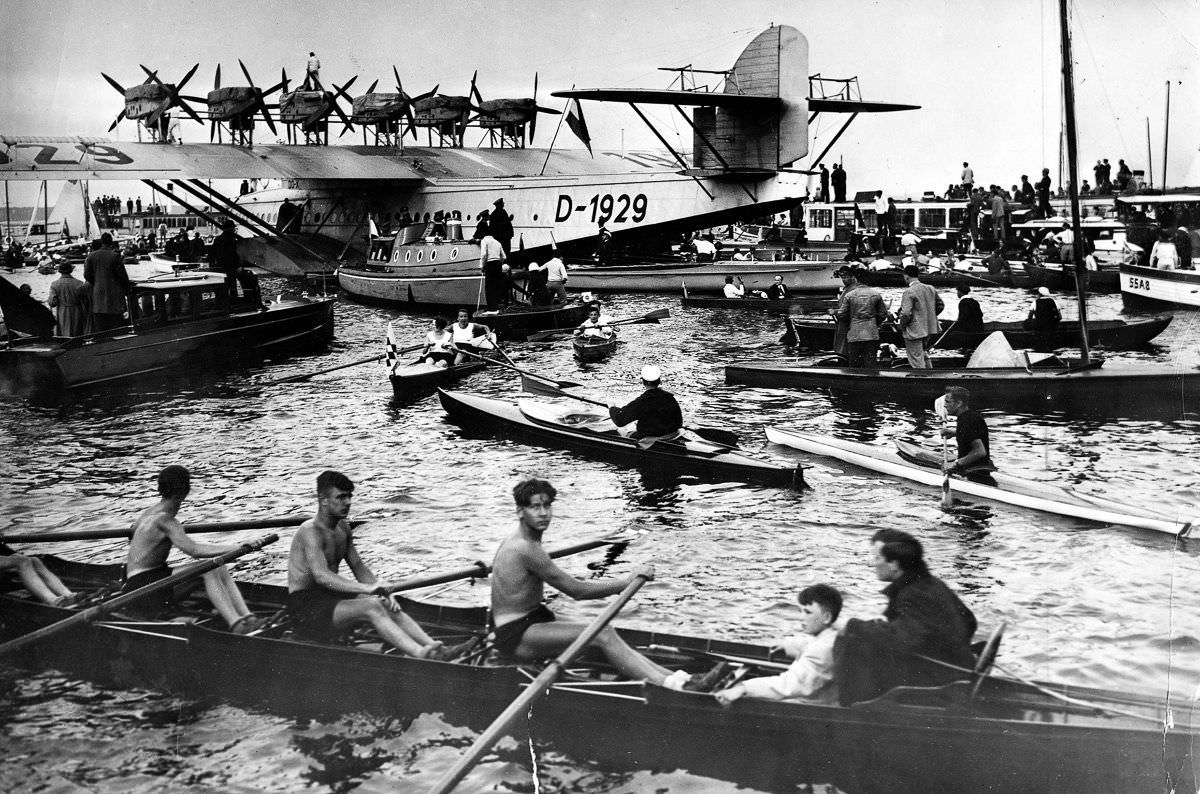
[490,477,721,692]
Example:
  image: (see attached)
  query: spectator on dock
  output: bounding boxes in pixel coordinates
[960,162,974,193]
[819,164,830,202]
[48,261,90,337]
[832,163,847,203]
[1035,169,1053,219]
[1101,159,1112,192]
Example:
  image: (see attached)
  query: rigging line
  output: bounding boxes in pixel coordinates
[1147,0,1200,53]
[618,28,760,88]
[1069,0,1130,158]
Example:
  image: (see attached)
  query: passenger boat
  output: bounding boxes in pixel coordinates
[0,272,334,398]
[336,221,488,306]
[680,284,835,314]
[0,554,1193,794]
[572,332,617,361]
[1120,262,1200,310]
[438,389,800,486]
[782,315,1172,351]
[389,356,491,400]
[765,428,1193,536]
[724,353,1200,419]
[566,259,839,294]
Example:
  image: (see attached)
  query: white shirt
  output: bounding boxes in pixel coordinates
[874,196,888,215]
[694,239,716,256]
[307,56,320,73]
[1054,229,1074,246]
[901,232,921,247]
[723,282,745,298]
[479,236,505,265]
[543,256,567,282]
[869,257,892,271]
[1151,240,1179,269]
[961,166,974,184]
[741,627,838,701]
[451,322,486,343]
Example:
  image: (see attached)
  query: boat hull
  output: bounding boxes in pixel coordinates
[1121,262,1200,309]
[725,358,1200,419]
[438,388,798,485]
[389,358,488,399]
[573,334,617,361]
[0,559,1193,794]
[681,293,836,313]
[568,260,839,293]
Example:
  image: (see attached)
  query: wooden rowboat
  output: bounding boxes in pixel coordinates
[438,389,800,486]
[572,333,617,362]
[389,356,490,399]
[765,428,1193,537]
[1,555,1193,794]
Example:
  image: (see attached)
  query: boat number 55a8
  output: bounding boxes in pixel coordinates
[1126,277,1152,291]
[555,193,648,225]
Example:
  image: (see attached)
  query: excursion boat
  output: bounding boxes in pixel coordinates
[336,221,491,306]
[438,389,800,486]
[782,315,1172,351]
[572,333,617,362]
[566,259,839,294]
[0,272,334,398]
[0,554,1194,794]
[680,284,835,314]
[1120,262,1200,310]
[724,348,1200,420]
[765,428,1194,537]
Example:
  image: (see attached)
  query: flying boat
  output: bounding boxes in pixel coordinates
[348,67,438,147]
[276,70,358,144]
[468,73,561,148]
[1,25,917,289]
[101,63,203,141]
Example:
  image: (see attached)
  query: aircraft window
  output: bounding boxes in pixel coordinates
[313,213,321,224]
[430,249,437,261]
[393,251,400,262]
[532,214,539,221]
[405,251,411,262]
[423,213,431,222]
[417,250,424,262]
[450,247,458,260]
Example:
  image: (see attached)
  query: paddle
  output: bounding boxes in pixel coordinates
[0,534,278,658]
[518,374,741,448]
[270,346,422,384]
[0,517,363,545]
[929,319,958,351]
[934,394,953,509]
[457,348,583,389]
[525,307,671,342]
[428,573,649,794]
[380,537,623,595]
[779,316,799,347]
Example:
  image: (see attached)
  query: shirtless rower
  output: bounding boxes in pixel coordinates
[490,477,723,691]
[123,465,261,633]
[0,554,81,606]
[286,470,466,659]
[449,308,494,365]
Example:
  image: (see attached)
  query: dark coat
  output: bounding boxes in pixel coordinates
[608,387,682,438]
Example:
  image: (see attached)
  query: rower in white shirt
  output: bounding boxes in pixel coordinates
[723,275,745,298]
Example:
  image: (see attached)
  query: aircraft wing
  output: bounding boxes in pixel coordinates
[808,98,921,113]
[553,88,781,111]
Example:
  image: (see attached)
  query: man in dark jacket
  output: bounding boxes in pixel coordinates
[834,529,977,704]
[209,220,241,295]
[488,198,514,255]
[608,365,683,439]
[84,233,131,333]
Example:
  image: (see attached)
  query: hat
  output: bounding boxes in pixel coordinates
[833,265,853,277]
[640,365,662,383]
[493,198,505,207]
[903,264,920,277]
[57,261,74,274]
[222,218,235,230]
[1038,286,1050,296]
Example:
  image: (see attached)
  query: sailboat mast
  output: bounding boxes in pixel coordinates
[1058,0,1091,363]
[1162,80,1171,191]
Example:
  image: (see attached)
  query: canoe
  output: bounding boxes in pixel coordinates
[725,355,1200,419]
[572,333,618,361]
[389,356,489,399]
[1027,261,1121,292]
[765,428,1192,536]
[1,555,1193,794]
[784,315,1172,351]
[438,389,799,486]
[0,272,335,398]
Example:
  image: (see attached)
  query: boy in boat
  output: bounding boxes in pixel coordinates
[608,365,683,440]
[713,583,842,706]
[123,465,262,633]
[287,470,464,659]
[574,305,614,339]
[450,308,494,365]
[0,553,81,607]
[939,386,996,484]
[490,477,722,691]
[833,529,977,705]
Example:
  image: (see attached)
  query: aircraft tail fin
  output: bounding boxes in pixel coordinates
[693,25,808,171]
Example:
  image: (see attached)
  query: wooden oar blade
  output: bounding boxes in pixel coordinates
[689,426,740,448]
[779,316,799,347]
[524,328,571,342]
[521,373,568,397]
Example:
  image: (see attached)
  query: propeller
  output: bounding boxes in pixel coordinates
[330,76,357,134]
[365,78,379,94]
[101,73,128,131]
[529,72,563,142]
[214,63,221,90]
[139,62,204,125]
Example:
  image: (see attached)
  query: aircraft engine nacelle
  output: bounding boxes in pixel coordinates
[124,83,174,120]
[208,87,258,120]
[692,25,808,171]
[279,90,329,124]
[475,98,535,128]
[352,93,405,121]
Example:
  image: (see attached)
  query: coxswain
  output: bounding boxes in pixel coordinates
[574,305,614,339]
[939,385,996,483]
[489,477,725,691]
[608,365,683,440]
[723,275,745,298]
[953,284,984,333]
[122,465,263,633]
[449,308,494,365]
[286,471,470,659]
[766,274,791,300]
[420,316,456,368]
[1027,287,1061,333]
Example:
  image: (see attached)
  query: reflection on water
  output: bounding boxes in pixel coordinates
[2,279,1199,791]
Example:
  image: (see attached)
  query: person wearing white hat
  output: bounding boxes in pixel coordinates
[1026,286,1061,333]
[608,365,683,439]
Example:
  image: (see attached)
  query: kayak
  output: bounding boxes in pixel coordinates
[439,389,801,486]
[572,333,618,362]
[764,427,1193,537]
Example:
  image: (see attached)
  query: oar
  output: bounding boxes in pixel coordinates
[269,346,422,385]
[457,348,583,388]
[0,517,363,545]
[934,394,953,509]
[518,374,741,448]
[428,573,648,794]
[0,534,278,658]
[778,316,799,346]
[929,319,959,351]
[381,537,623,594]
[525,308,671,342]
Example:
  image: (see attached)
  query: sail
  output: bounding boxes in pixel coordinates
[47,180,98,242]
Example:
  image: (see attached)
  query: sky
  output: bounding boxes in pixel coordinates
[1,0,1197,206]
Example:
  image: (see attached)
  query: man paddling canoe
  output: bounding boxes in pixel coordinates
[940,386,996,484]
[608,365,683,440]
[123,465,262,633]
[286,470,468,659]
[490,477,722,691]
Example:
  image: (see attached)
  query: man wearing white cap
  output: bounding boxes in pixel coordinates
[608,365,683,439]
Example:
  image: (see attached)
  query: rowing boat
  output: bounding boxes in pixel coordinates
[437,388,799,486]
[765,428,1193,536]
[1,555,1193,794]
[476,302,591,342]
[784,315,1172,351]
[572,333,617,362]
[389,355,490,399]
[680,285,835,314]
[565,260,838,293]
